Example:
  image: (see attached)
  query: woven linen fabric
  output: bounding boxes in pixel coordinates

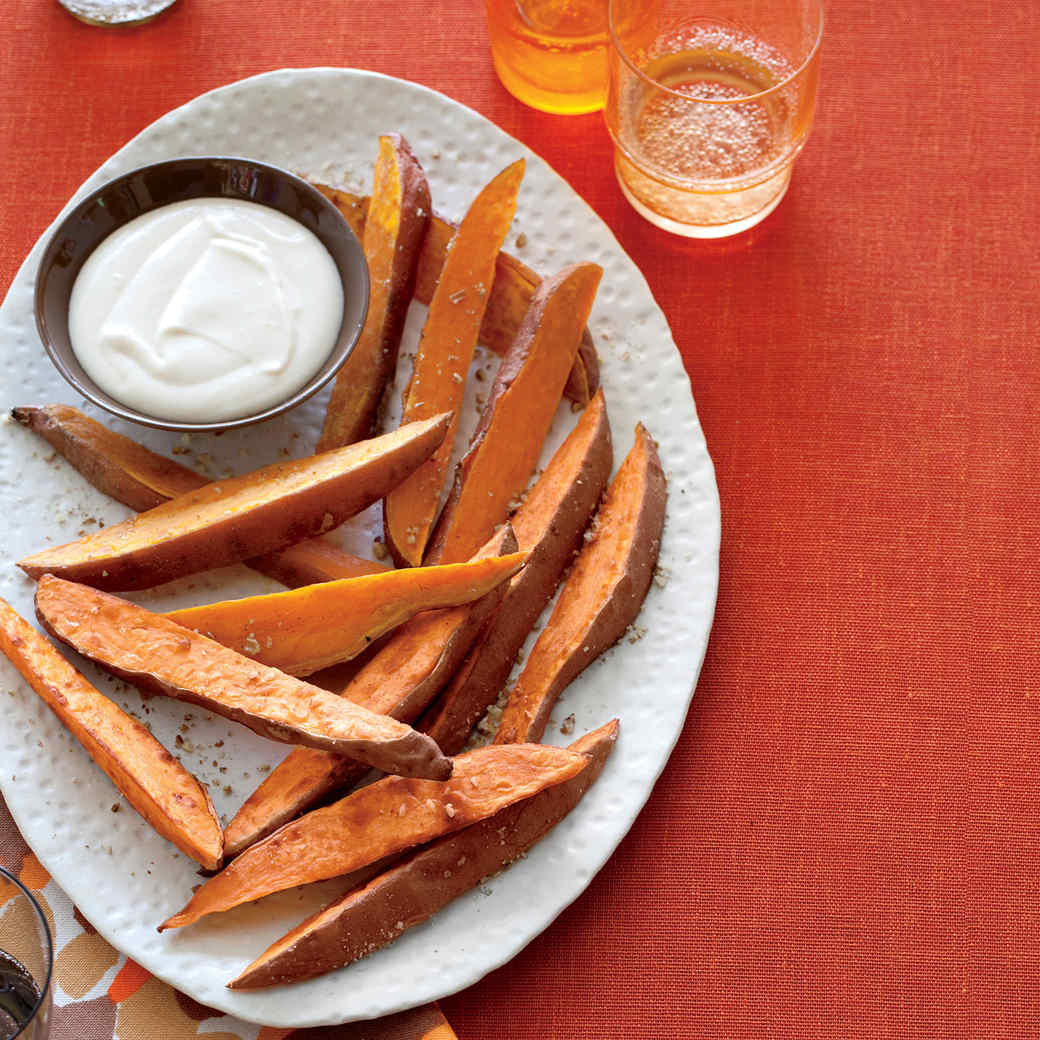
[1,0,1038,1038]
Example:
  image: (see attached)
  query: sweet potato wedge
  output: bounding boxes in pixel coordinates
[12,404,388,587]
[422,389,613,754]
[19,414,449,591]
[11,404,209,511]
[221,525,518,858]
[317,134,431,451]
[425,262,603,566]
[495,425,666,745]
[315,183,600,405]
[229,719,619,987]
[164,552,526,676]
[0,598,223,871]
[34,576,452,781]
[383,160,524,567]
[160,741,585,931]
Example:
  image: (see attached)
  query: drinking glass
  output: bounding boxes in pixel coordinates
[485,0,610,114]
[0,866,52,1040]
[606,0,823,237]
[57,0,178,26]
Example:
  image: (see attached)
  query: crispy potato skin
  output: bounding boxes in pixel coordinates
[164,552,526,676]
[18,414,450,591]
[161,742,586,931]
[425,262,603,567]
[0,598,223,870]
[495,425,667,745]
[34,576,452,782]
[317,134,431,451]
[228,720,619,988]
[422,389,613,755]
[11,404,205,511]
[314,183,600,405]
[221,525,519,859]
[11,404,388,586]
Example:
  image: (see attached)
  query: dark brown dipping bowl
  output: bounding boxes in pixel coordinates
[34,156,369,432]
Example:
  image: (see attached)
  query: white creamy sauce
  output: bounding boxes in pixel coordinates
[68,198,344,423]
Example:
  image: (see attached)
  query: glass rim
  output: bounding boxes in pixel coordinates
[607,0,825,106]
[0,862,54,1038]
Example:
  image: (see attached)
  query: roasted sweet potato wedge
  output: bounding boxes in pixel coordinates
[383,160,524,567]
[0,598,223,871]
[11,405,388,587]
[11,404,209,511]
[426,262,603,565]
[221,524,518,859]
[422,389,613,754]
[317,134,431,451]
[160,741,585,931]
[315,183,600,405]
[34,576,452,781]
[165,552,526,676]
[229,719,619,987]
[19,414,449,591]
[495,425,666,745]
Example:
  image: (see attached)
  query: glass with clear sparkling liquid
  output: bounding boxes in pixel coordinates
[57,0,178,26]
[0,866,52,1040]
[606,0,823,237]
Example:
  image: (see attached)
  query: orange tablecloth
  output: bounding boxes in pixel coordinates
[2,1,1038,1037]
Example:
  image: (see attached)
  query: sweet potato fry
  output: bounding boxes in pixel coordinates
[317,134,431,451]
[0,598,223,871]
[11,404,209,511]
[221,525,518,859]
[383,160,524,567]
[422,389,612,754]
[495,425,666,745]
[165,552,526,676]
[228,719,619,987]
[19,414,449,591]
[315,183,600,405]
[160,741,585,931]
[425,263,603,565]
[34,576,452,781]
[12,404,387,587]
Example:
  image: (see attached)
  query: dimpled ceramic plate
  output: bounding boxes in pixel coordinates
[0,68,719,1027]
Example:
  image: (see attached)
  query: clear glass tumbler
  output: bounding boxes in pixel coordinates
[606,0,823,237]
[0,866,52,1040]
[485,0,610,114]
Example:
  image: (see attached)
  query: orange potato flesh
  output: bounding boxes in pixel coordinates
[18,414,449,591]
[314,183,599,405]
[422,389,613,754]
[165,552,527,676]
[0,598,223,871]
[221,525,518,859]
[495,425,667,745]
[160,742,585,931]
[426,262,603,566]
[383,160,524,567]
[11,404,387,586]
[228,719,619,988]
[34,576,452,781]
[317,134,431,452]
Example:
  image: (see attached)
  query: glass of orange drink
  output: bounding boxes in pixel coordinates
[485,0,611,114]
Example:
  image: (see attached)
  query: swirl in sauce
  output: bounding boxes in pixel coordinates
[68,198,344,423]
